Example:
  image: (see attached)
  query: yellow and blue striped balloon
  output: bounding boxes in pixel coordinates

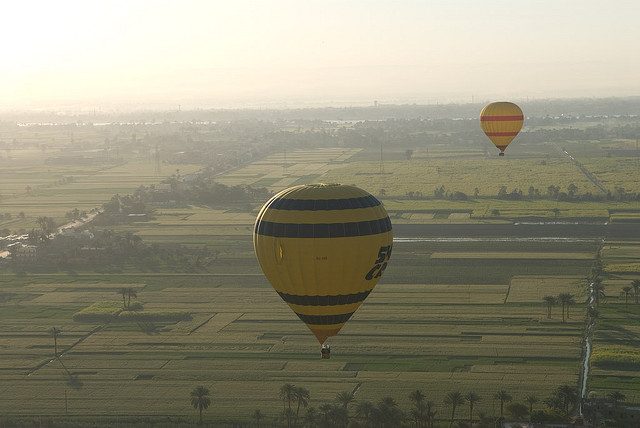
[253,183,393,344]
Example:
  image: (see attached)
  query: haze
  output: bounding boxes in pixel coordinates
[2,0,639,111]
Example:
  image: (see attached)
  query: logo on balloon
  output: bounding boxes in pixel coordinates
[365,245,392,280]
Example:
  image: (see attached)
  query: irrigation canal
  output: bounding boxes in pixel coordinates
[393,222,640,240]
[582,282,596,415]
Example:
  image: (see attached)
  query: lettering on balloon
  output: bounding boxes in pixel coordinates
[365,245,392,280]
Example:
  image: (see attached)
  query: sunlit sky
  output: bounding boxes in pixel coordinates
[2,0,639,111]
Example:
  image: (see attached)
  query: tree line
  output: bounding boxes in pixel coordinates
[99,172,271,222]
[188,382,588,427]
[5,175,272,272]
[36,324,628,427]
[422,183,640,203]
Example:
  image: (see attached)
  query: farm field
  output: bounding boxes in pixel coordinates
[0,221,614,425]
[0,147,201,232]
[587,241,640,396]
[214,148,363,191]
[0,264,588,422]
[322,157,600,199]
[205,146,640,223]
[2,113,640,425]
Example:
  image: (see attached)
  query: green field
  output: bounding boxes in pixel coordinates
[587,242,640,397]
[0,208,607,424]
[0,151,202,230]
[0,268,588,421]
[2,115,640,426]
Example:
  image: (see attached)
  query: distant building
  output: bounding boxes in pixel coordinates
[80,247,105,253]
[15,245,37,260]
[59,228,94,239]
[127,213,148,221]
[182,173,200,182]
[1,234,28,247]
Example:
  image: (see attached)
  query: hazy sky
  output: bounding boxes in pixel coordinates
[2,0,639,111]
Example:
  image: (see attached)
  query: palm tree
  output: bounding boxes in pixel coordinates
[544,393,563,415]
[631,279,640,304]
[282,408,296,427]
[335,390,355,409]
[565,294,576,319]
[444,391,464,428]
[48,327,61,357]
[409,408,424,428]
[621,286,633,307]
[606,390,625,408]
[37,216,47,232]
[425,401,436,428]
[279,383,296,428]
[376,397,403,428]
[118,287,127,308]
[302,407,318,428]
[592,278,606,307]
[506,402,529,419]
[409,389,425,407]
[493,390,512,418]
[355,400,376,426]
[335,390,355,426]
[558,385,578,417]
[524,395,538,422]
[318,404,333,426]
[293,386,310,419]
[190,385,211,425]
[558,293,575,322]
[252,409,264,428]
[543,295,556,319]
[327,405,348,427]
[126,288,137,308]
[409,390,426,428]
[464,392,481,424]
[37,216,55,234]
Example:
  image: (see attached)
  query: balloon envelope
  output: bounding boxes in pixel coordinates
[480,102,524,155]
[253,183,393,344]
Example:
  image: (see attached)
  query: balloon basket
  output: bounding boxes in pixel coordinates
[321,344,331,359]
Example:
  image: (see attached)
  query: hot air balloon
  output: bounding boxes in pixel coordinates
[253,183,392,357]
[479,101,524,156]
